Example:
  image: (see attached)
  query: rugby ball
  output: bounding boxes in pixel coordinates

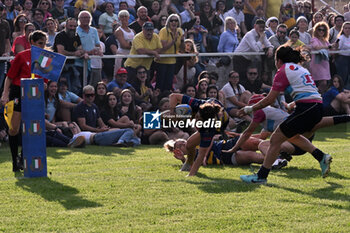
[175,104,192,116]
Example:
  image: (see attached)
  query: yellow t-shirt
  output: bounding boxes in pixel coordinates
[75,0,95,13]
[124,32,163,70]
[158,27,184,64]
[243,0,263,15]
[266,0,283,18]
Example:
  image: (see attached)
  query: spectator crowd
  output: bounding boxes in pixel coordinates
[0,0,350,151]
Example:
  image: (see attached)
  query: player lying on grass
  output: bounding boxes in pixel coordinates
[169,93,230,176]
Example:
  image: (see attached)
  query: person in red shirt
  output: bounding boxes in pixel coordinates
[11,23,35,55]
[1,30,47,172]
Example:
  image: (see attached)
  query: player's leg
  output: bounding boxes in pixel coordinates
[235,150,264,165]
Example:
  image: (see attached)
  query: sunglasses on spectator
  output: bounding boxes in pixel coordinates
[19,19,28,23]
[235,1,242,4]
[230,75,239,78]
[188,4,194,6]
[85,93,95,98]
[278,31,287,34]
[170,19,178,22]
[137,71,147,74]
[317,28,326,32]
[41,2,49,5]
[248,72,258,75]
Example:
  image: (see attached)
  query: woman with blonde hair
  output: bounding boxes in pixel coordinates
[309,22,334,93]
[37,0,52,21]
[114,10,135,74]
[155,13,184,92]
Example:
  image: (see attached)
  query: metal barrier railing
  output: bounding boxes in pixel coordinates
[1,50,349,86]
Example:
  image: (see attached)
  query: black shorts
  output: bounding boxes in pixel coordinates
[9,85,21,112]
[280,102,323,138]
[323,105,342,116]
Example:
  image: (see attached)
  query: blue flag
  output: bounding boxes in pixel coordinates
[31,46,66,82]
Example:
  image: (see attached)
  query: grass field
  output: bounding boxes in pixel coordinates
[0,125,349,232]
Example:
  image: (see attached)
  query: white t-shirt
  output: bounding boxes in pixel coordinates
[338,34,350,56]
[221,83,246,108]
[72,131,94,144]
[91,41,105,69]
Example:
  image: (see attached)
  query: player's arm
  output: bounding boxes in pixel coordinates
[222,120,260,153]
[169,93,184,113]
[0,77,12,105]
[239,89,279,116]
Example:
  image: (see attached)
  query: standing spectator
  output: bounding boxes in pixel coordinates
[303,1,313,22]
[129,6,150,34]
[155,13,184,92]
[268,23,288,49]
[103,24,118,82]
[180,0,195,24]
[0,3,11,89]
[90,26,105,88]
[53,18,85,95]
[107,67,132,93]
[224,0,247,35]
[296,16,311,45]
[243,0,266,31]
[3,0,18,31]
[308,12,324,35]
[265,16,278,39]
[74,0,96,14]
[309,22,332,94]
[213,0,225,35]
[20,0,33,22]
[12,14,28,41]
[50,0,68,26]
[149,0,171,29]
[118,1,135,25]
[284,28,304,49]
[335,21,350,89]
[32,8,45,30]
[98,2,118,38]
[73,85,110,132]
[199,1,219,52]
[251,5,266,28]
[11,22,34,55]
[76,10,103,93]
[217,17,239,53]
[344,3,350,21]
[44,17,57,47]
[114,9,134,73]
[329,15,344,44]
[37,0,52,21]
[233,19,273,80]
[279,1,296,29]
[188,16,208,55]
[124,21,163,87]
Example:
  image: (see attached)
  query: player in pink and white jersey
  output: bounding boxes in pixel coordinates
[238,46,332,184]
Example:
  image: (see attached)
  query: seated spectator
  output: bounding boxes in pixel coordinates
[206,84,225,106]
[188,16,208,55]
[296,16,311,45]
[284,28,305,49]
[208,71,219,85]
[154,14,167,34]
[32,8,46,30]
[101,92,138,130]
[45,121,85,148]
[69,121,140,147]
[251,5,266,28]
[12,23,34,55]
[73,85,110,132]
[98,2,118,38]
[94,81,107,110]
[37,0,52,21]
[118,89,142,125]
[107,67,132,93]
[323,75,350,116]
[129,6,150,34]
[45,17,57,47]
[345,3,350,21]
[12,14,28,41]
[57,80,82,122]
[196,78,209,99]
[303,1,313,23]
[220,71,251,121]
[133,65,160,111]
[265,16,279,39]
[50,0,68,26]
[114,10,134,73]
[240,66,271,94]
[181,84,196,97]
[20,0,34,22]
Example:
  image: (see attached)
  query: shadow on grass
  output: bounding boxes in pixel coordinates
[271,167,349,180]
[270,182,350,211]
[183,173,260,193]
[16,177,102,210]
